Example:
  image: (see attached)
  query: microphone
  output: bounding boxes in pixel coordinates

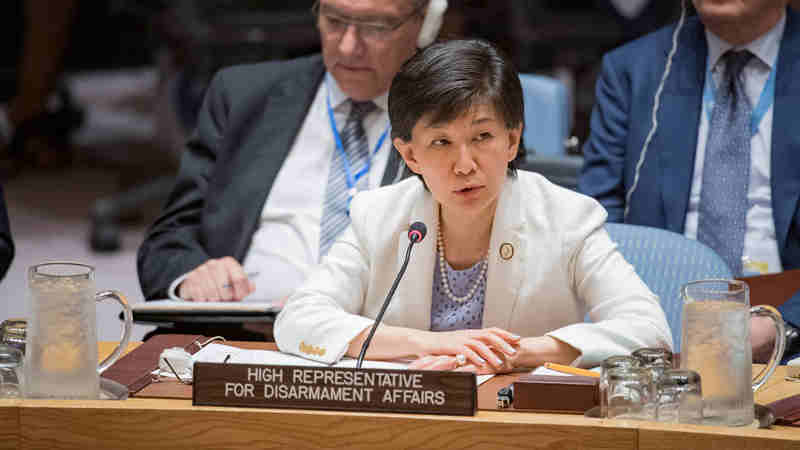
[407,221,427,244]
[356,221,427,369]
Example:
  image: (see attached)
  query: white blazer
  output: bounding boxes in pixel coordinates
[274,171,673,366]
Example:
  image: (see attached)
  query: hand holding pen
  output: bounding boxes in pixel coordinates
[178,256,258,302]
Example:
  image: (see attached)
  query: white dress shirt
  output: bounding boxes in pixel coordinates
[168,74,395,301]
[684,13,785,275]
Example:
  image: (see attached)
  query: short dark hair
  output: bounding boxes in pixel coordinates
[388,38,526,176]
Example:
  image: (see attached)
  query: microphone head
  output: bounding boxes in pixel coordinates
[408,222,427,243]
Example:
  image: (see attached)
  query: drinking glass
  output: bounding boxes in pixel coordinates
[606,366,653,420]
[600,355,641,418]
[0,343,24,398]
[0,319,26,354]
[632,347,673,368]
[641,361,672,418]
[680,279,785,426]
[656,369,703,424]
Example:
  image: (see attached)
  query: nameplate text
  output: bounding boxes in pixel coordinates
[192,363,476,416]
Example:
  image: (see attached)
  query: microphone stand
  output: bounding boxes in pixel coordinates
[356,240,417,369]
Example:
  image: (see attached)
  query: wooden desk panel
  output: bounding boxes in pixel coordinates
[756,365,800,406]
[101,341,141,360]
[639,426,800,450]
[18,399,636,450]
[15,397,800,450]
[0,401,19,450]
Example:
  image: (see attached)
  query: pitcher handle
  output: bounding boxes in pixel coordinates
[750,304,786,392]
[95,290,133,373]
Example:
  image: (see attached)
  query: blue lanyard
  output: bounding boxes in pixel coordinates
[325,80,391,202]
[702,52,777,136]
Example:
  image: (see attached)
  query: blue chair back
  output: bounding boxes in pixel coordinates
[604,223,733,352]
[519,74,569,157]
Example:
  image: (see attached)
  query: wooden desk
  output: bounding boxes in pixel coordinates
[1,344,799,450]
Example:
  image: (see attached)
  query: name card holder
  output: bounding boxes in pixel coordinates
[513,374,598,413]
[193,363,477,416]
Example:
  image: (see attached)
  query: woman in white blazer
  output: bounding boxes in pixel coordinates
[275,39,672,372]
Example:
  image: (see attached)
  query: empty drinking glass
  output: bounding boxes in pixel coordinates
[0,343,23,398]
[0,319,26,354]
[656,369,703,424]
[606,366,653,420]
[642,361,672,418]
[633,347,673,368]
[601,355,641,418]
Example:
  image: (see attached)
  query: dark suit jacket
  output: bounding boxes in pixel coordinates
[138,54,407,300]
[578,11,800,325]
[0,184,13,280]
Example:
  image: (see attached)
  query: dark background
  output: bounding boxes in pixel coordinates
[0,0,688,145]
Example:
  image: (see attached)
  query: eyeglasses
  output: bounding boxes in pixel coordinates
[312,1,424,42]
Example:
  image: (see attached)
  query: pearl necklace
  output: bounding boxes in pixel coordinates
[436,225,489,304]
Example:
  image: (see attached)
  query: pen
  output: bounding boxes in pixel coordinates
[223,271,260,288]
[543,362,600,378]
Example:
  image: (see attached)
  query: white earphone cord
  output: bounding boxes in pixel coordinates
[624,0,688,220]
[417,0,447,48]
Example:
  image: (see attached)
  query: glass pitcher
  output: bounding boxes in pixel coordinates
[24,262,132,399]
[680,279,785,426]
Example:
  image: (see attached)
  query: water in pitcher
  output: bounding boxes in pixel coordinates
[681,300,753,426]
[25,275,100,399]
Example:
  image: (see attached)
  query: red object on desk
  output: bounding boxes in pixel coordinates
[738,269,800,308]
[102,334,206,394]
[768,393,800,426]
[513,374,599,413]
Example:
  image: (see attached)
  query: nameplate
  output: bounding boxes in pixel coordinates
[192,363,476,416]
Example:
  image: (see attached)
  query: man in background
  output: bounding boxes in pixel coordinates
[137,0,447,338]
[578,0,800,361]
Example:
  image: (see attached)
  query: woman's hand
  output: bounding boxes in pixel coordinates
[412,327,521,370]
[408,334,582,374]
[408,353,514,374]
[511,336,582,369]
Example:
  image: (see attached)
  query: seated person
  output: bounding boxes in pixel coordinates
[274,39,673,372]
[578,0,800,362]
[136,0,449,339]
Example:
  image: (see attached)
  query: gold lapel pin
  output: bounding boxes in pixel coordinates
[499,243,514,260]
[300,341,326,357]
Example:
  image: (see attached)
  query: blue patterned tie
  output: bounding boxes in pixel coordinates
[697,50,754,276]
[319,100,375,258]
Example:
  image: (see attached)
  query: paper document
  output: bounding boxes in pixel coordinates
[192,343,408,370]
[133,301,280,314]
[186,343,493,384]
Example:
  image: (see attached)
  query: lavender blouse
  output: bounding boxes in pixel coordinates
[429,252,487,331]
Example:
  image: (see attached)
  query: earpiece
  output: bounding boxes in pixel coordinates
[624,0,687,220]
[417,0,448,48]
